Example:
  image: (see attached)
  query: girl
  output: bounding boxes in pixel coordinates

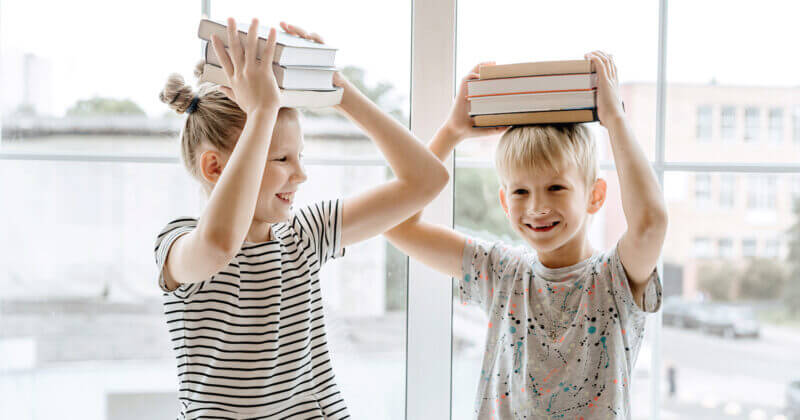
[156,18,448,419]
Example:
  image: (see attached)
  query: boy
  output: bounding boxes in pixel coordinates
[385,52,665,419]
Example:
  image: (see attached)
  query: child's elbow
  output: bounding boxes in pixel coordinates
[424,163,450,198]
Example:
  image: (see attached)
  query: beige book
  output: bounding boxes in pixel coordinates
[472,109,597,127]
[479,60,596,80]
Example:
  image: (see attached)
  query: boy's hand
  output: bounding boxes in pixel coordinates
[585,51,625,127]
[279,22,348,87]
[210,18,281,114]
[443,62,508,139]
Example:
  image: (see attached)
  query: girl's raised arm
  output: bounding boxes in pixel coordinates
[163,18,281,289]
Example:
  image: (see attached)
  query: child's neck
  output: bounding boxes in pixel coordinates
[536,237,596,269]
[245,221,273,243]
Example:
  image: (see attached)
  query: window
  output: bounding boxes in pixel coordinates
[794,105,800,143]
[742,238,758,257]
[720,106,736,141]
[696,105,712,141]
[693,237,713,258]
[769,107,783,143]
[764,239,780,258]
[694,174,711,209]
[718,238,733,258]
[747,175,777,210]
[745,107,760,142]
[719,174,736,209]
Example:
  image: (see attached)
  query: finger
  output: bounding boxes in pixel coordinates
[308,32,324,44]
[227,18,244,73]
[219,86,235,101]
[211,35,234,77]
[280,21,290,32]
[245,18,260,67]
[262,27,278,68]
[287,23,309,38]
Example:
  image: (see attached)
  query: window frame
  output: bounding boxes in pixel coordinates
[4,1,800,419]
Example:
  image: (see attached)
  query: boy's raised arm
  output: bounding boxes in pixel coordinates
[586,51,668,303]
[384,64,507,278]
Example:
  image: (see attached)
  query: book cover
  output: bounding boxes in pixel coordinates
[479,60,595,80]
[472,109,598,127]
[469,90,596,115]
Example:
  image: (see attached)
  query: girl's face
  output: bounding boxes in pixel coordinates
[253,112,308,223]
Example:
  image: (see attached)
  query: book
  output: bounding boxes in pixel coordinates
[479,60,595,80]
[467,73,596,98]
[469,90,596,115]
[472,109,598,127]
[202,42,336,90]
[199,63,343,108]
[198,19,337,67]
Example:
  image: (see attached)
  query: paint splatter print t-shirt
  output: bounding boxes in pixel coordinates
[459,237,662,420]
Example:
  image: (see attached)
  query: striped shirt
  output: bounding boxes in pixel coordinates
[154,200,350,420]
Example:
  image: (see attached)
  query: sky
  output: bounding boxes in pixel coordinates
[1,0,798,117]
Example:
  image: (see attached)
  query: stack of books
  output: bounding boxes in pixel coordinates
[468,60,598,127]
[197,19,343,108]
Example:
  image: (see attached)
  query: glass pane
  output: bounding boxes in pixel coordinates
[664,0,800,163]
[213,0,411,159]
[209,2,411,418]
[0,0,201,156]
[662,172,800,418]
[0,158,406,419]
[456,0,659,164]
[453,166,660,419]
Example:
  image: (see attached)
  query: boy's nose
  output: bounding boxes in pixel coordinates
[527,207,551,216]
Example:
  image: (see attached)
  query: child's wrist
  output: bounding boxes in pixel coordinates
[441,121,466,143]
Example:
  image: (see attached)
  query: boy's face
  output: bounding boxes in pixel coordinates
[498,161,605,256]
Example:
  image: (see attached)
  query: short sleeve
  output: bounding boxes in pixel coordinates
[459,236,521,313]
[604,242,663,317]
[154,218,203,299]
[292,199,345,266]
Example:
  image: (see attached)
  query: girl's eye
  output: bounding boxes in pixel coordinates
[275,157,288,162]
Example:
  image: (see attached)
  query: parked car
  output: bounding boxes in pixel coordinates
[787,380,800,420]
[661,297,707,329]
[700,305,760,339]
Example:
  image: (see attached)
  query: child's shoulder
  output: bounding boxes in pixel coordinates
[156,217,198,240]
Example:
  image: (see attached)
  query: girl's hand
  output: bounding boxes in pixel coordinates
[585,51,625,127]
[210,18,281,114]
[279,22,347,87]
[443,62,508,140]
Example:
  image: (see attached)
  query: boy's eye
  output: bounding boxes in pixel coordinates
[513,189,527,195]
[549,185,565,191]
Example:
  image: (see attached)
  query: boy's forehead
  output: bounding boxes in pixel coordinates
[502,160,580,185]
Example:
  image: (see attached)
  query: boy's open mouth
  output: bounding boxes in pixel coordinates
[526,221,560,232]
[276,192,294,203]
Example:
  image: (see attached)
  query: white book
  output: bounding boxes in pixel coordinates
[467,73,596,97]
[200,64,342,108]
[198,19,337,67]
[469,90,596,115]
[203,42,336,90]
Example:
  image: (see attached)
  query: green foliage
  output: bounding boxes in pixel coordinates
[66,97,145,116]
[697,263,738,301]
[785,198,800,315]
[739,258,787,300]
[303,66,407,124]
[454,167,516,239]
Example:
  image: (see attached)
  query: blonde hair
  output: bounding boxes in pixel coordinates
[495,124,597,191]
[158,61,299,183]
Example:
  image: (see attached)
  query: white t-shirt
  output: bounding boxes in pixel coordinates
[459,237,662,420]
[154,200,350,420]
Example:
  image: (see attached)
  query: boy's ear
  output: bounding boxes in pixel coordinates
[199,150,226,185]
[587,178,607,214]
[498,187,510,216]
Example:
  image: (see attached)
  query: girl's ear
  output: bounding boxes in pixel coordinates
[587,178,607,214]
[199,149,226,185]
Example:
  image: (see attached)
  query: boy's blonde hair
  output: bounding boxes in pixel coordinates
[158,62,298,183]
[495,124,597,192]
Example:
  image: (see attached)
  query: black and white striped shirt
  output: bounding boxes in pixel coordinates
[154,200,350,420]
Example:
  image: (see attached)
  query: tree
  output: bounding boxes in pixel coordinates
[304,66,407,124]
[66,97,145,116]
[739,258,787,300]
[454,167,516,239]
[697,263,738,301]
[785,199,800,315]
